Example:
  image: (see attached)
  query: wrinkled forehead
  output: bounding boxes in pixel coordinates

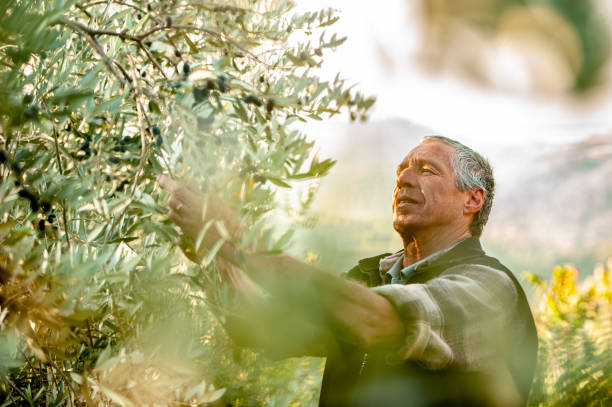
[398,140,456,169]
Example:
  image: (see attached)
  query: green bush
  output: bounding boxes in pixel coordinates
[527,263,612,406]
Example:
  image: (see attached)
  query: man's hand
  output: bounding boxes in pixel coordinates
[157,175,206,241]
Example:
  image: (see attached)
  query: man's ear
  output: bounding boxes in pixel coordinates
[463,188,484,215]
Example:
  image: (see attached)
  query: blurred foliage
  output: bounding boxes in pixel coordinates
[0,0,373,405]
[526,263,612,406]
[418,0,611,94]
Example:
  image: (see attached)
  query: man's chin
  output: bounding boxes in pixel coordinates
[393,217,419,235]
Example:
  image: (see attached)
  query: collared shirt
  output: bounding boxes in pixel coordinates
[385,239,466,284]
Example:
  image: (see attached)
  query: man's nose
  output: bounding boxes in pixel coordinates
[396,167,416,188]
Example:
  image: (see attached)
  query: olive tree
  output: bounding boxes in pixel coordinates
[0,0,374,405]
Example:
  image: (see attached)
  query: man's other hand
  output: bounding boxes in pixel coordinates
[157,175,205,241]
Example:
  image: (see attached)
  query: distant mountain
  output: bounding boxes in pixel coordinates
[294,119,612,278]
[487,134,612,274]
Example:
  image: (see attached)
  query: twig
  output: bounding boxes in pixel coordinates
[5,379,29,403]
[74,3,93,19]
[61,18,141,42]
[59,20,130,88]
[0,44,18,52]
[52,127,72,250]
[82,0,164,25]
[127,54,148,197]
[86,319,96,351]
[58,19,162,100]
[136,41,169,80]
[60,16,268,70]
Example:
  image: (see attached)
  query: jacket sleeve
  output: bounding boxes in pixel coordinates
[372,264,519,370]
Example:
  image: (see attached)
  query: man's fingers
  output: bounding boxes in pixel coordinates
[168,196,184,213]
[158,174,202,204]
[157,174,182,194]
[168,209,186,225]
[184,179,202,193]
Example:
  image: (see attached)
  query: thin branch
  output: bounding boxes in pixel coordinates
[127,54,148,197]
[74,3,93,19]
[5,379,29,402]
[136,41,169,81]
[61,17,268,70]
[82,0,165,25]
[0,44,18,52]
[157,24,268,67]
[52,127,72,250]
[58,19,158,100]
[169,1,281,20]
[59,20,130,88]
[61,18,141,42]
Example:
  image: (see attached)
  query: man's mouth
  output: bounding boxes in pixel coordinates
[395,196,420,209]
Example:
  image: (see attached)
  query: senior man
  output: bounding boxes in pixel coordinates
[158,136,537,407]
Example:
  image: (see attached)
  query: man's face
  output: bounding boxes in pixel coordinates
[393,140,470,236]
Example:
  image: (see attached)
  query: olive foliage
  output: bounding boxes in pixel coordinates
[0,0,374,405]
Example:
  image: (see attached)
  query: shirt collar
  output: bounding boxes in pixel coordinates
[382,238,468,284]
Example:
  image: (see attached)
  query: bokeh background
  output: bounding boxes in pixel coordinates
[290,0,612,288]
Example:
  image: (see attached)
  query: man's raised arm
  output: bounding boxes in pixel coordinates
[157,175,404,351]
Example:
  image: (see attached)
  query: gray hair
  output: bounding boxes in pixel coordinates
[423,135,495,237]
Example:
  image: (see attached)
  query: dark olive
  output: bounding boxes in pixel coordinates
[11,162,22,175]
[244,95,262,107]
[182,62,190,75]
[79,140,90,151]
[38,219,45,232]
[24,105,39,119]
[152,125,161,136]
[0,150,8,164]
[174,49,181,57]
[22,94,34,105]
[117,179,130,192]
[47,214,56,223]
[166,16,172,26]
[266,98,275,113]
[156,134,163,148]
[40,200,51,213]
[18,188,32,199]
[29,197,39,212]
[217,76,227,93]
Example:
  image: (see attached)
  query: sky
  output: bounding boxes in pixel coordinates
[294,0,612,147]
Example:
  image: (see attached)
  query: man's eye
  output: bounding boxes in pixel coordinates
[420,167,433,174]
